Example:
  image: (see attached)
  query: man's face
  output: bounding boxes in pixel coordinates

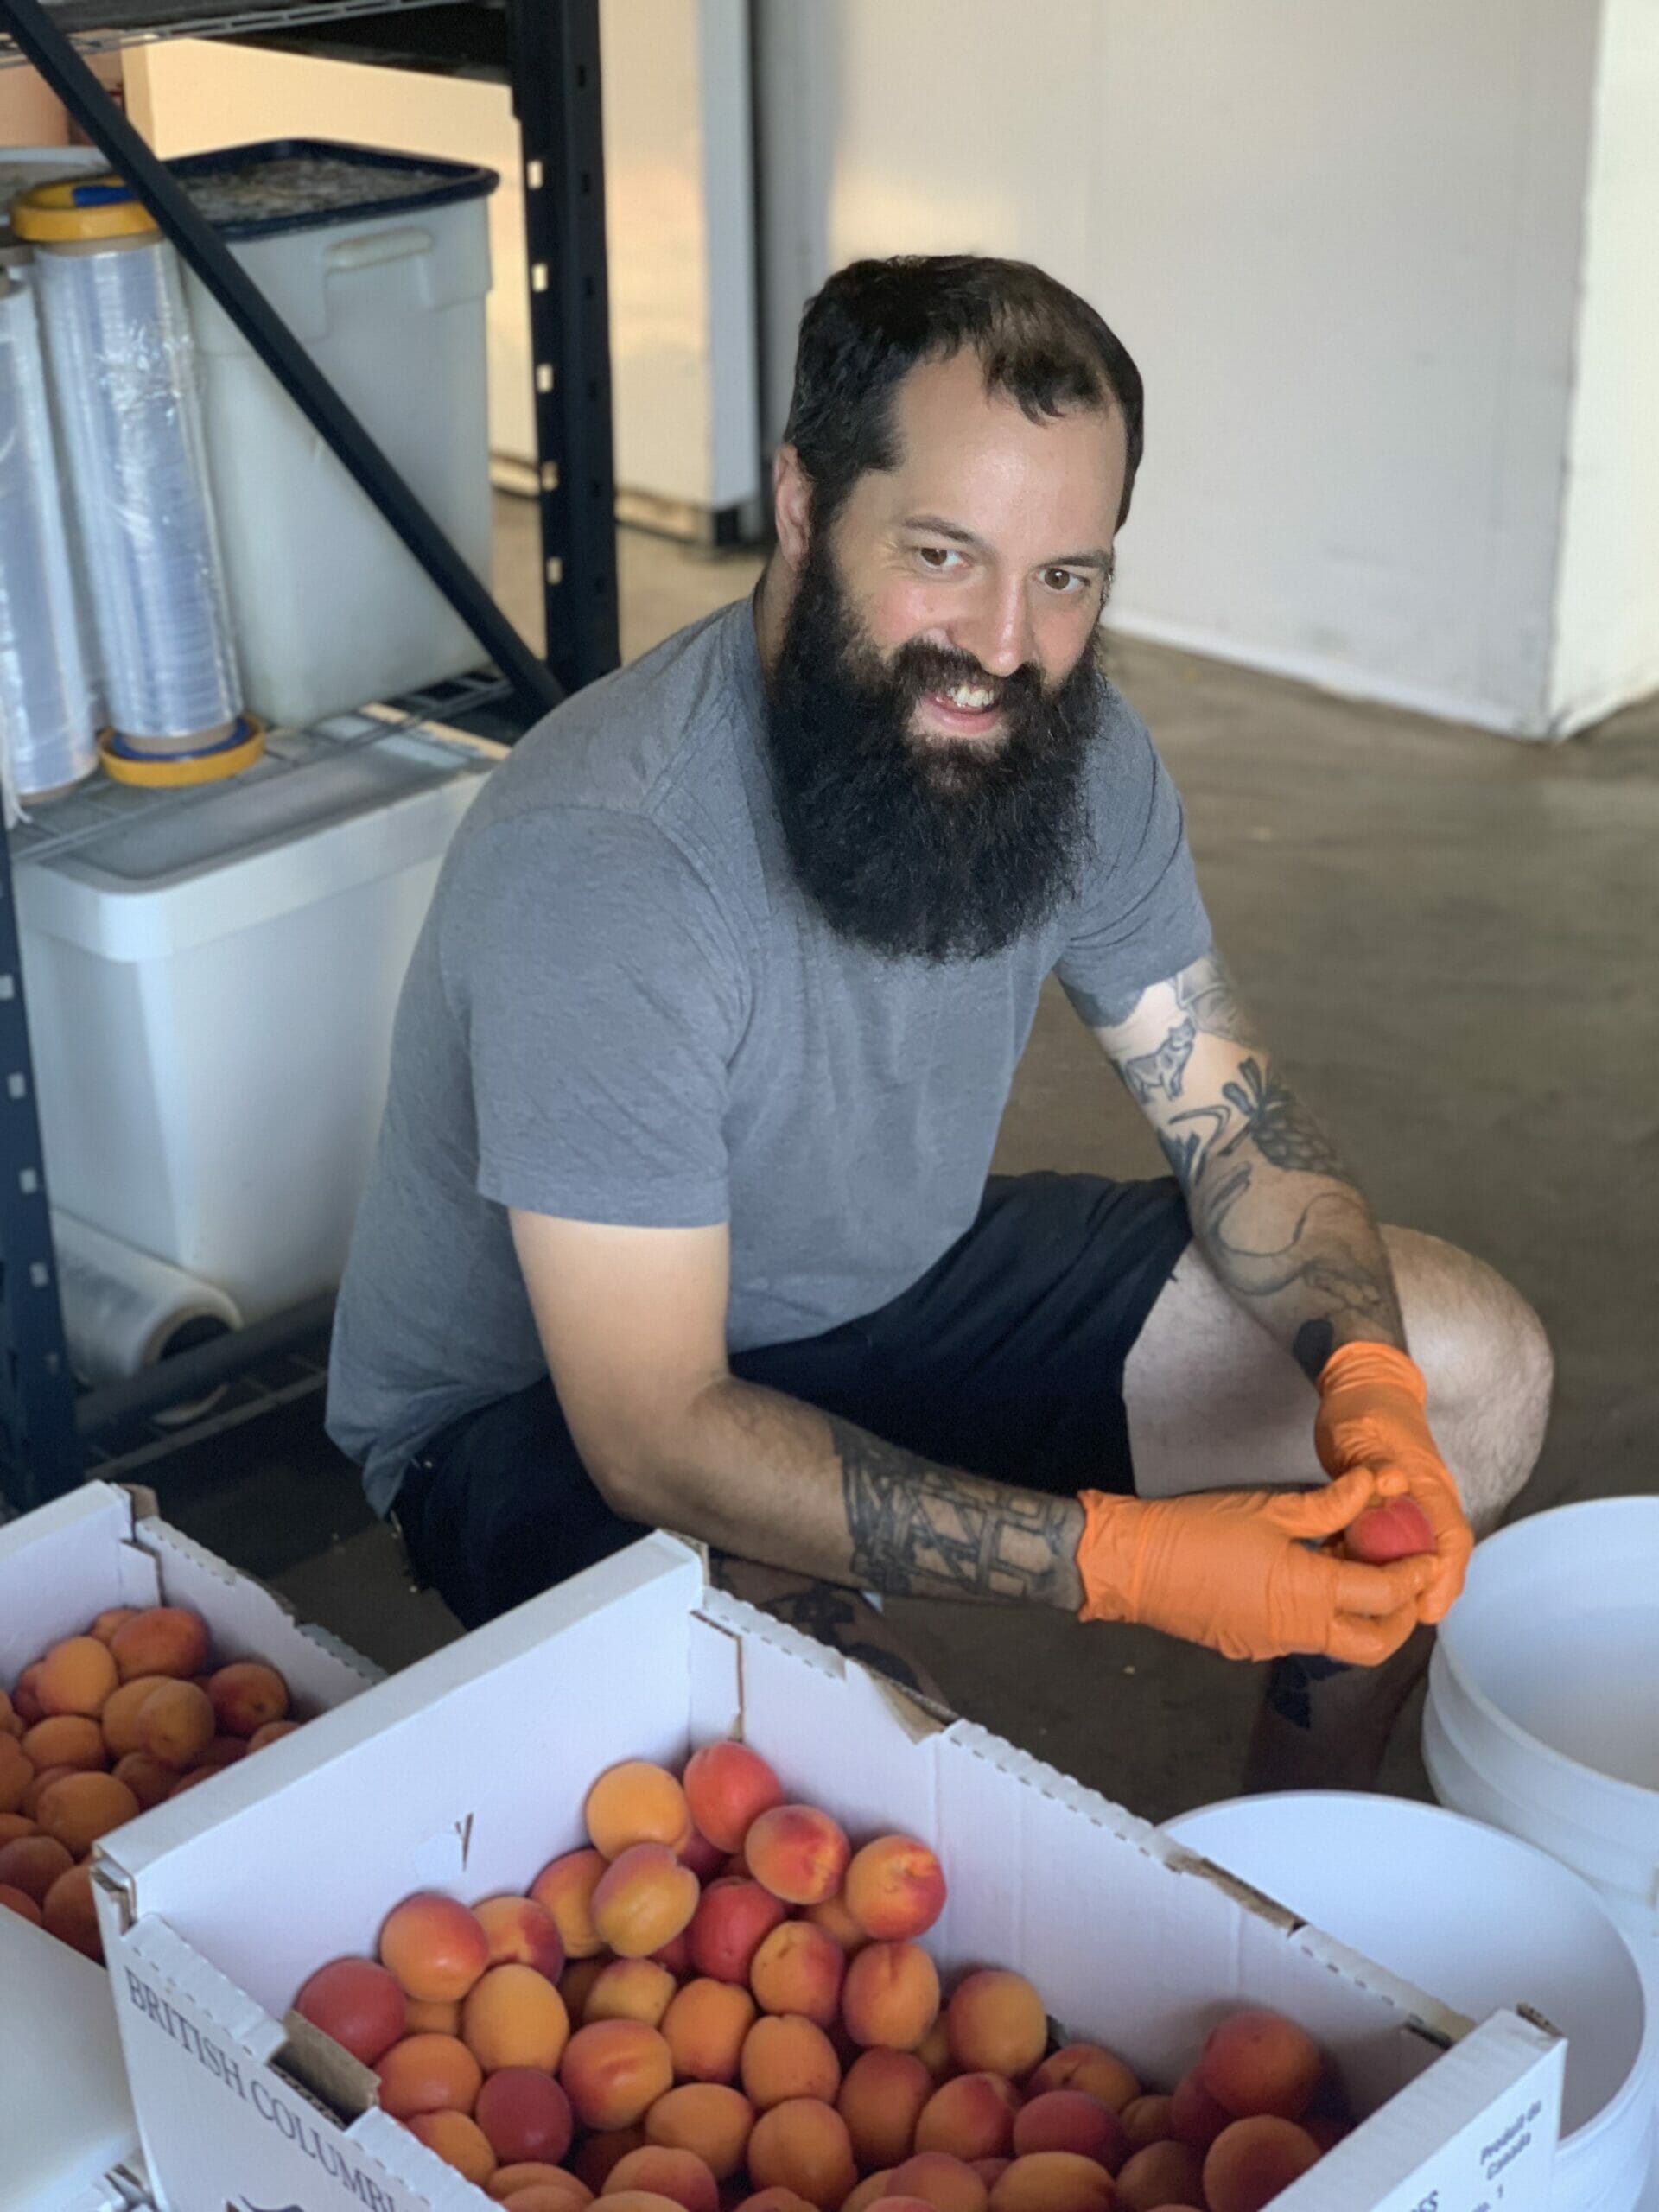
[831,347,1124,755]
[764,354,1128,963]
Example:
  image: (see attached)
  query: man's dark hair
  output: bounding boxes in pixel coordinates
[782,254,1144,533]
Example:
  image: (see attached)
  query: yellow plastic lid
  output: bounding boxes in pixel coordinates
[98,720,265,789]
[12,176,157,245]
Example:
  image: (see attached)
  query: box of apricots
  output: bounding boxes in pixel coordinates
[0,1479,379,2212]
[90,1535,1561,2212]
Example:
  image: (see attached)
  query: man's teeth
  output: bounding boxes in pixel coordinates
[942,682,997,709]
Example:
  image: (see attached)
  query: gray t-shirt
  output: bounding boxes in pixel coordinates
[328,599,1211,1512]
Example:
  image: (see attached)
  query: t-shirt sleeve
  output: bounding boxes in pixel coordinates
[439,808,745,1225]
[1055,690,1213,1027]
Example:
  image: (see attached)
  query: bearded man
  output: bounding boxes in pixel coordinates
[328,255,1550,1789]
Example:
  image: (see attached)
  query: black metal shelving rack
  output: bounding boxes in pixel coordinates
[0,0,619,1511]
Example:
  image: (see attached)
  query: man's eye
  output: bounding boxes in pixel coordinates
[916,546,961,570]
[1042,567,1086,594]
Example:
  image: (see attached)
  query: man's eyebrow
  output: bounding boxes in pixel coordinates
[899,514,1113,570]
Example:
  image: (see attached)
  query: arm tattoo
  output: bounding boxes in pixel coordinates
[1218,1058,1347,1178]
[1122,1016,1196,1103]
[830,1416,1082,1605]
[1175,952,1259,1044]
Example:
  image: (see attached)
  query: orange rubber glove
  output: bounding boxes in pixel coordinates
[1315,1341,1471,1625]
[1075,1469,1436,1664]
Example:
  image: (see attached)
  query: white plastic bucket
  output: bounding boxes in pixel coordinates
[1424,1500,1659,1949]
[1161,1791,1655,2212]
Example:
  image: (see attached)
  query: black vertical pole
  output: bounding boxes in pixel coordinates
[0,839,79,1513]
[506,0,620,695]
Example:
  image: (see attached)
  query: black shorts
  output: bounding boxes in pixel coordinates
[391,1171,1191,1629]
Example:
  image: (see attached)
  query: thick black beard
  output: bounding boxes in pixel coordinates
[764,538,1103,962]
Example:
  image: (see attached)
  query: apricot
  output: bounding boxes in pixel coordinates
[734,2194,820,2212]
[1198,2006,1323,2122]
[887,2151,988,2210]
[741,2013,842,2109]
[751,1919,846,2027]
[944,1973,1045,2082]
[474,2066,575,2164]
[293,1956,407,2065]
[662,1976,754,2080]
[804,1891,870,1955]
[571,2126,646,2190]
[22,1715,106,1772]
[406,2109,497,2185]
[915,2075,1020,2164]
[0,1689,17,1737]
[747,1806,851,1907]
[498,2185,593,2212]
[12,1665,46,1725]
[405,1998,461,2034]
[87,1607,138,1646]
[586,1760,692,1859]
[0,1814,35,1846]
[1027,2042,1137,2113]
[747,2096,857,2210]
[248,1719,301,1751]
[136,1680,215,1771]
[1012,2090,1127,2171]
[35,1771,138,1856]
[207,1661,289,1738]
[1118,2094,1172,2153]
[1344,1496,1435,1565]
[1168,2066,1231,2152]
[859,2199,937,2212]
[645,2082,756,2179]
[0,1736,35,1816]
[487,2165,589,2205]
[1203,2114,1321,2212]
[596,2196,688,2212]
[0,1883,41,1924]
[380,1891,492,2002]
[477,1892,566,1980]
[531,1847,609,1960]
[1115,2138,1206,2212]
[843,1837,946,1942]
[559,2018,673,2129]
[652,1925,694,1978]
[842,2178,900,2212]
[842,1942,941,2052]
[44,1857,105,1964]
[585,1957,677,2029]
[985,2152,1115,2209]
[683,1740,785,1852]
[838,2047,933,2169]
[914,2018,954,2082]
[969,2162,1009,2189]
[109,1607,208,1683]
[22,1766,78,1820]
[593,1840,701,1958]
[561,1954,611,2021]
[36,1636,118,1719]
[462,1962,571,2073]
[0,1834,73,1904]
[690,1878,789,1983]
[376,2032,483,2118]
[606,2146,719,2212]
[99,1675,174,1760]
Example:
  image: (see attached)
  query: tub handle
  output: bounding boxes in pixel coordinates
[324,226,435,273]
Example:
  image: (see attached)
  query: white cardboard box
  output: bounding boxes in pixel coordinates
[0,1482,379,2212]
[92,1535,1564,2212]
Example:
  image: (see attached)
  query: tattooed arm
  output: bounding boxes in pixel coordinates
[1093,951,1406,1381]
[509,1209,1084,1606]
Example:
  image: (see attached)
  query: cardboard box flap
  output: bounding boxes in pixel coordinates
[0,1905,137,2212]
[101,1536,705,2018]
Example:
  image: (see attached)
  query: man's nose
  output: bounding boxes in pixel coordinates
[951,575,1033,680]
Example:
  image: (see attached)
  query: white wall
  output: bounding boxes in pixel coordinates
[755,0,1627,738]
[1549,0,1659,734]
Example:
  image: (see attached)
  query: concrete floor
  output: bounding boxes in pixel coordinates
[175,500,1655,1828]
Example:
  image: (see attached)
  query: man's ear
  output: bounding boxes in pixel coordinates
[772,444,813,570]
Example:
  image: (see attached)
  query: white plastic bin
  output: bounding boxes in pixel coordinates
[14,720,493,1320]
[169,140,498,729]
[1162,1791,1656,2212]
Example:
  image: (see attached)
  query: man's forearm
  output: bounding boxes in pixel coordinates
[636,1375,1085,1608]
[1173,1066,1406,1382]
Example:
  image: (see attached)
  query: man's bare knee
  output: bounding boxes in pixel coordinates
[1382,1226,1553,1528]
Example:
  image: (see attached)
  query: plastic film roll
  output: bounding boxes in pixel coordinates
[27,212,242,749]
[0,270,96,818]
[53,1207,241,1425]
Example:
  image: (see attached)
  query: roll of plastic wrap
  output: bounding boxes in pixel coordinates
[0,270,96,817]
[53,1208,241,1425]
[26,214,242,749]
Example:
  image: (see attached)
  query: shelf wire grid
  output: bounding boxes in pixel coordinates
[0,0,475,67]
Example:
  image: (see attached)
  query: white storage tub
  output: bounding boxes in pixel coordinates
[169,139,499,730]
[14,717,493,1320]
